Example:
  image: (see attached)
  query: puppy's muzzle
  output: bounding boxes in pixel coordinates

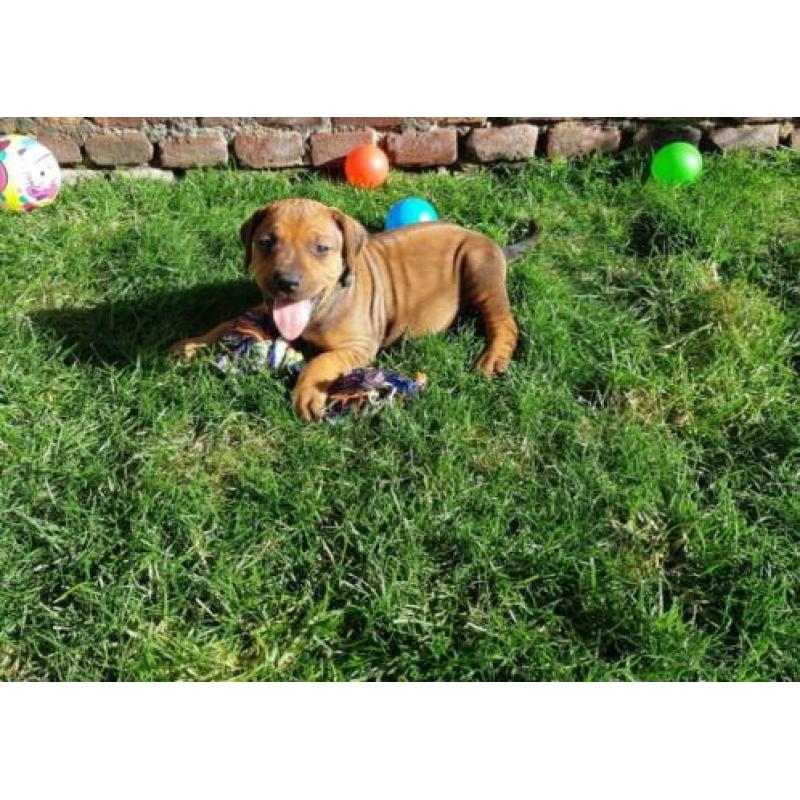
[273,270,302,296]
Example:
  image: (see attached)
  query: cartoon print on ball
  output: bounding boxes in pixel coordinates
[19,139,60,202]
[0,135,61,212]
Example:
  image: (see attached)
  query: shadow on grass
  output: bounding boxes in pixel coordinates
[31,275,534,375]
[627,208,701,258]
[31,279,262,366]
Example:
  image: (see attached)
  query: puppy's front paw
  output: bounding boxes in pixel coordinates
[475,348,511,376]
[292,383,327,422]
[169,338,206,360]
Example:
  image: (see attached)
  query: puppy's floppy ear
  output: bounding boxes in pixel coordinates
[239,209,266,269]
[331,210,368,286]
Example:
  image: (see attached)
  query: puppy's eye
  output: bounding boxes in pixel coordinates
[258,235,277,253]
[313,243,331,256]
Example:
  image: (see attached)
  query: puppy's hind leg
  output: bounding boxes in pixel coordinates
[461,242,519,376]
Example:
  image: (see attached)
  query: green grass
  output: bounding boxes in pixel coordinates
[1,150,799,680]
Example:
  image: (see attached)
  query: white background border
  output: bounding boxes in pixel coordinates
[8,0,797,115]
[1,684,797,799]
[3,2,797,797]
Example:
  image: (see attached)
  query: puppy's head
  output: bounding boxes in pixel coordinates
[240,199,366,340]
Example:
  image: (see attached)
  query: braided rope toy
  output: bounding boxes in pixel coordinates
[212,310,305,377]
[212,310,426,421]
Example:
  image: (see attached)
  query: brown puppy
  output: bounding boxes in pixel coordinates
[171,199,536,420]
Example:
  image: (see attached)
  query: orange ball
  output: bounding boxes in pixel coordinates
[344,145,389,189]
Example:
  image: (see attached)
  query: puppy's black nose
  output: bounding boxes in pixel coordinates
[273,271,302,295]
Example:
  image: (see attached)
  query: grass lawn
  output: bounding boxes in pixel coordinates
[1,150,799,680]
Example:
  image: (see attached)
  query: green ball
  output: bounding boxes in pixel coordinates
[650,141,703,185]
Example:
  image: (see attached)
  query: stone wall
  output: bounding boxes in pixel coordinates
[2,118,797,178]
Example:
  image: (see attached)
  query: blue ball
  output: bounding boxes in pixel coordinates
[385,197,439,230]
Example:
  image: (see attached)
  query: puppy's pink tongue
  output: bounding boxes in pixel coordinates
[272,297,313,341]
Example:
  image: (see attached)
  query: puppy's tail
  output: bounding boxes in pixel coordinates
[503,221,540,263]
